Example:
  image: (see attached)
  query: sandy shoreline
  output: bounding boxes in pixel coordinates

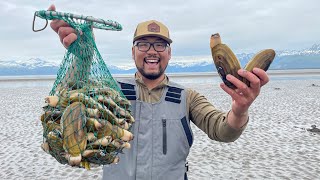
[0,77,319,179]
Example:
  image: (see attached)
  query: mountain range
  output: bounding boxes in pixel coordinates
[1,44,320,76]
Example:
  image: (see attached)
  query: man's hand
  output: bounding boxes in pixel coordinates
[220,67,269,129]
[48,4,80,48]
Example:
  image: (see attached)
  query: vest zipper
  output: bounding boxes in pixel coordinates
[162,119,167,155]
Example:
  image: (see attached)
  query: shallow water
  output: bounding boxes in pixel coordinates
[0,75,319,180]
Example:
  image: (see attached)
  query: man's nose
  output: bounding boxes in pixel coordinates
[147,44,157,53]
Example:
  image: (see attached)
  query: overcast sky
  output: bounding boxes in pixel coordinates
[1,0,319,67]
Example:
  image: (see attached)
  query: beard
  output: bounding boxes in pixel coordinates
[137,66,164,80]
[136,58,167,80]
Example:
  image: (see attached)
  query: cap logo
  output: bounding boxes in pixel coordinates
[148,22,160,32]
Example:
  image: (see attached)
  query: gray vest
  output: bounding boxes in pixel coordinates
[103,78,193,180]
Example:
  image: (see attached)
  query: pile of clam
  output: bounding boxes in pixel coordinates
[40,83,134,169]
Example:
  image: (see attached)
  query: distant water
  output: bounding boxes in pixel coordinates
[0,69,320,88]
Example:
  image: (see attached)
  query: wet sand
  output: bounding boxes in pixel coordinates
[0,76,319,179]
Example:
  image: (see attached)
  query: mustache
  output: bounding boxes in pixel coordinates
[145,54,160,59]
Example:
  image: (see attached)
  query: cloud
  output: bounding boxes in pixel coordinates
[1,0,320,65]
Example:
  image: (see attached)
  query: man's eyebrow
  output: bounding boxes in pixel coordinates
[138,37,166,42]
[138,38,148,41]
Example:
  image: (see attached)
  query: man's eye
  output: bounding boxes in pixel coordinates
[139,43,148,47]
[155,43,165,47]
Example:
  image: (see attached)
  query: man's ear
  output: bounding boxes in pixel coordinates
[168,46,171,60]
[132,46,135,60]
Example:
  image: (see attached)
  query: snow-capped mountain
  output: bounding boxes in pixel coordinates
[1,44,320,76]
[276,44,320,56]
[0,58,58,68]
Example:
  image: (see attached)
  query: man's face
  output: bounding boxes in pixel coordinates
[132,36,171,80]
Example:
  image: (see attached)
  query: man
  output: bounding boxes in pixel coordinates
[48,4,269,180]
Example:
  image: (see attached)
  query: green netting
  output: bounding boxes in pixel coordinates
[36,10,134,170]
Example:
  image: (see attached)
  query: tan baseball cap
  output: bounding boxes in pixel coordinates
[133,20,172,44]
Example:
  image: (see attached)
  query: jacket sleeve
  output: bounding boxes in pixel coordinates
[186,88,248,142]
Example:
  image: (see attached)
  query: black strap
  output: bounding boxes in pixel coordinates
[119,82,134,89]
[165,97,181,104]
[181,117,193,147]
[168,86,183,93]
[165,86,183,104]
[118,82,136,100]
[166,91,181,98]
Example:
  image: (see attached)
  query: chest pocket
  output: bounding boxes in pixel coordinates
[153,117,191,166]
[152,86,193,166]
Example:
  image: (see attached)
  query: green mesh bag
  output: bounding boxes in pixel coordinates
[34,10,134,170]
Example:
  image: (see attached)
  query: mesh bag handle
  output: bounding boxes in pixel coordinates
[33,10,122,32]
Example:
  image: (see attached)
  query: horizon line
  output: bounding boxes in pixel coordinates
[0,69,319,81]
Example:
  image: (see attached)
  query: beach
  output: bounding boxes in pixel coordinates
[0,71,319,180]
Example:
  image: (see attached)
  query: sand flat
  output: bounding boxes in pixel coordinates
[0,76,319,179]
